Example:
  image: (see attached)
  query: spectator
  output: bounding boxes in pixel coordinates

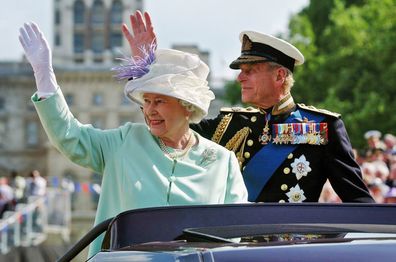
[0,177,15,217]
[384,187,396,204]
[364,130,386,161]
[25,170,47,198]
[9,170,26,203]
[367,177,388,203]
[0,177,14,202]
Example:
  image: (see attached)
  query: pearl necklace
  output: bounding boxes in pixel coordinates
[158,131,195,160]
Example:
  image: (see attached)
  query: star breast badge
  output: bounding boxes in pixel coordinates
[286,184,307,203]
[290,154,312,180]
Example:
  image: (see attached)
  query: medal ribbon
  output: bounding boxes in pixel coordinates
[243,110,325,201]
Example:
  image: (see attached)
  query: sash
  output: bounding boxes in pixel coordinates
[243,109,325,201]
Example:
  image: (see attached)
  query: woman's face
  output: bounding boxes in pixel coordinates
[142,93,191,141]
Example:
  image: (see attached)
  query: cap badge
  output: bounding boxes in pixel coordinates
[241,34,253,52]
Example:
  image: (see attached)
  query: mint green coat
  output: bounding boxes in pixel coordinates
[33,89,248,257]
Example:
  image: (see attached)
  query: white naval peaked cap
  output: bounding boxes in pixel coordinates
[230,31,305,72]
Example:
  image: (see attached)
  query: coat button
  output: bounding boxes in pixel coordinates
[283,167,290,174]
[247,139,254,146]
[244,152,251,159]
[287,153,293,159]
[250,116,257,122]
[281,184,288,191]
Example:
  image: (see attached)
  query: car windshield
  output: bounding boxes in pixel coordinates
[182,223,396,243]
[117,223,396,252]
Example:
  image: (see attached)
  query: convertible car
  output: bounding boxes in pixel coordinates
[58,203,396,262]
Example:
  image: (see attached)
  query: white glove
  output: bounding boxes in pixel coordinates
[19,22,57,98]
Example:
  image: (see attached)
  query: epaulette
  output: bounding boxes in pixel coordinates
[297,103,341,118]
[220,106,260,113]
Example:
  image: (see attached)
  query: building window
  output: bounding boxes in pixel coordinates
[0,97,5,111]
[74,33,84,53]
[91,116,104,129]
[111,0,123,24]
[91,0,105,24]
[55,33,61,46]
[93,57,103,63]
[55,9,61,25]
[0,121,5,148]
[110,32,122,49]
[92,33,104,54]
[92,93,103,106]
[26,121,39,146]
[74,57,84,64]
[65,93,74,106]
[73,0,85,24]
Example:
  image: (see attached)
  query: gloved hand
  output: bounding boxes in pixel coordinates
[122,10,157,58]
[19,22,57,98]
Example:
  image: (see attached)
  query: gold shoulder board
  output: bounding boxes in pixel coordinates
[220,106,260,113]
[297,103,341,118]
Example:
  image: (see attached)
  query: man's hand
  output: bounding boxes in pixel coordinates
[122,10,157,58]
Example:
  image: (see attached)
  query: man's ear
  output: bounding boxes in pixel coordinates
[276,67,287,83]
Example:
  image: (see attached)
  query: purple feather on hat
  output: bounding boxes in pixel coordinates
[111,42,157,81]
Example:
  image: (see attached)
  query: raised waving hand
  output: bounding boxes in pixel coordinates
[122,10,157,58]
[19,22,57,97]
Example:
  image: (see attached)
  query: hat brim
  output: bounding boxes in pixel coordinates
[229,55,271,69]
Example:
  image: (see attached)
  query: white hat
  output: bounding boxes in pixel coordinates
[364,130,382,140]
[230,31,304,72]
[123,49,215,123]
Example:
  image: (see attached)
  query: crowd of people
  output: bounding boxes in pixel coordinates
[320,131,396,203]
[0,169,47,218]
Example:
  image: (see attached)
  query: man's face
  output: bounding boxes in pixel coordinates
[236,63,278,108]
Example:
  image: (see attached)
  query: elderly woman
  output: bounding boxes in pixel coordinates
[19,23,247,257]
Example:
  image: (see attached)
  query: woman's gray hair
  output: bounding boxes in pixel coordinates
[179,100,204,124]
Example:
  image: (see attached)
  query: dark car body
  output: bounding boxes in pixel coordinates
[58,203,396,262]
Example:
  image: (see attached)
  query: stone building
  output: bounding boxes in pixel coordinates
[0,0,216,213]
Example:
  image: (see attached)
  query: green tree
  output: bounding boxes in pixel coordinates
[223,79,243,106]
[289,0,396,149]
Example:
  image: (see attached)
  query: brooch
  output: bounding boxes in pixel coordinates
[290,154,312,180]
[286,184,306,203]
[199,147,217,167]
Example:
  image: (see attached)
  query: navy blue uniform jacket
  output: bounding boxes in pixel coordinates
[192,97,374,203]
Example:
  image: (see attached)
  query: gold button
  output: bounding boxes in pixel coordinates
[292,193,301,202]
[283,167,290,175]
[244,152,251,159]
[250,116,257,122]
[247,139,254,146]
[279,199,286,203]
[287,153,293,159]
[281,184,288,191]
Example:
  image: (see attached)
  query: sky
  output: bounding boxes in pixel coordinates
[0,0,309,80]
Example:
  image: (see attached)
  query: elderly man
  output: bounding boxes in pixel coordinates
[123,11,374,203]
